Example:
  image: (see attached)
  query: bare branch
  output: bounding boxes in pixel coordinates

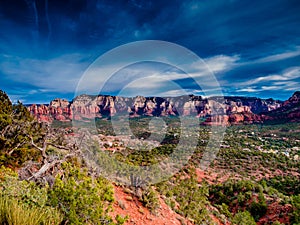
[29,160,60,180]
[48,142,72,151]
[27,151,80,181]
[0,125,11,137]
[8,140,26,155]
[28,135,47,159]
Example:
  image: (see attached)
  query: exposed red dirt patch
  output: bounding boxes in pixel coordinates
[195,168,235,184]
[258,201,293,225]
[110,185,229,225]
[110,186,193,225]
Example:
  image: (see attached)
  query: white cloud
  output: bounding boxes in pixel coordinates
[235,67,300,93]
[207,47,300,73]
[204,54,240,73]
[2,45,299,100]
[233,67,300,93]
[76,55,231,97]
[236,87,257,93]
[240,67,300,86]
[261,86,281,91]
[1,53,89,93]
[252,46,300,63]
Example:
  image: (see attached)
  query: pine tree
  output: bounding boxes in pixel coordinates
[0,90,12,130]
[0,90,42,167]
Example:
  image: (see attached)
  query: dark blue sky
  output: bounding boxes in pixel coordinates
[0,0,300,103]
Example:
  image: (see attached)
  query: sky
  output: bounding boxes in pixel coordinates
[0,0,300,103]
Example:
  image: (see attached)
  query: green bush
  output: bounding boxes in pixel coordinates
[48,163,125,225]
[217,203,232,219]
[0,90,12,130]
[0,166,48,208]
[232,211,256,225]
[0,166,63,225]
[0,195,63,225]
[157,169,212,224]
[291,194,300,224]
[140,187,160,213]
[249,200,267,221]
[272,221,284,225]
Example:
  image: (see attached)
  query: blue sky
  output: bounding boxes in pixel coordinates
[0,0,300,103]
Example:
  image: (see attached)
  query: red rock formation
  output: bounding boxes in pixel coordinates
[261,91,300,122]
[28,98,72,122]
[28,93,300,125]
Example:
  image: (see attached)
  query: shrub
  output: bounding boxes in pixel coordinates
[0,90,12,130]
[140,187,160,213]
[0,195,63,225]
[272,221,284,225]
[158,169,211,224]
[217,203,232,219]
[48,163,125,225]
[0,91,42,168]
[0,166,63,225]
[0,166,48,208]
[291,194,300,224]
[232,211,256,225]
[248,201,267,221]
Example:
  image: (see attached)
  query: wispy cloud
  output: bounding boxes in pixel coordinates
[1,53,90,92]
[239,67,300,86]
[2,50,299,102]
[251,46,300,64]
[1,0,300,101]
[235,67,300,93]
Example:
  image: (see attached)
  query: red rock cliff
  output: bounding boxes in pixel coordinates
[28,94,287,124]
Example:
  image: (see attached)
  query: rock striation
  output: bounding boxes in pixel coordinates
[27,93,299,125]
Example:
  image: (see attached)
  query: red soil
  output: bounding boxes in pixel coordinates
[258,201,293,225]
[110,186,193,225]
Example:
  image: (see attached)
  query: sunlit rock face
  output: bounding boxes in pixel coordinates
[27,92,300,124]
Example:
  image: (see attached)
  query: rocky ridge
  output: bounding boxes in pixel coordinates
[26,92,300,125]
[261,91,300,122]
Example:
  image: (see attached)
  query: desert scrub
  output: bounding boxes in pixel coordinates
[0,195,63,225]
[232,211,256,225]
[0,166,49,208]
[48,162,126,225]
[157,168,212,224]
[0,90,45,169]
[0,165,127,225]
[140,187,160,213]
[291,194,300,224]
[0,167,62,224]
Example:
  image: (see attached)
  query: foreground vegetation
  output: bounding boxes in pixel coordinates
[1,90,300,224]
[0,91,127,225]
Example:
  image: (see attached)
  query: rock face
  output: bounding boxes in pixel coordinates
[261,91,300,123]
[27,93,298,125]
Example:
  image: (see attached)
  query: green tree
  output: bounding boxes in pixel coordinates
[0,91,42,168]
[0,90,12,130]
